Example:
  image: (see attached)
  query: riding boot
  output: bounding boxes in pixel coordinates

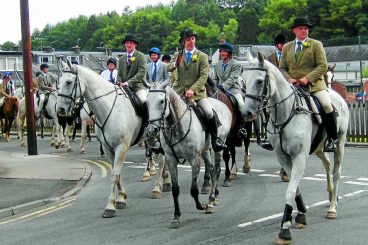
[208,115,227,152]
[323,111,338,152]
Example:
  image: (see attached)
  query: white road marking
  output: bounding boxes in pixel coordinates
[259,174,280,178]
[344,181,368,186]
[302,177,326,181]
[237,190,368,228]
[357,178,368,182]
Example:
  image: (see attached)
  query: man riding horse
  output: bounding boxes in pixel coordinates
[37,63,56,116]
[213,42,246,138]
[279,17,338,152]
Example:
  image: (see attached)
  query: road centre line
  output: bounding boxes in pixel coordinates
[237,190,368,228]
[85,160,107,177]
[97,160,112,171]
[0,199,75,226]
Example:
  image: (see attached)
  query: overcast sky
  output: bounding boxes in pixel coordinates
[1,0,173,44]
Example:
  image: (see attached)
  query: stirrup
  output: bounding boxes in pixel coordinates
[323,138,338,152]
[261,140,273,151]
[238,128,247,138]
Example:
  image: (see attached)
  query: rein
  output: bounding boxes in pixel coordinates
[148,89,192,164]
[59,70,124,152]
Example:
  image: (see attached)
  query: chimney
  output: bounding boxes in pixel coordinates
[71,45,81,54]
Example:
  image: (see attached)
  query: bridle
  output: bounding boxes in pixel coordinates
[244,67,271,110]
[147,88,192,164]
[58,70,123,152]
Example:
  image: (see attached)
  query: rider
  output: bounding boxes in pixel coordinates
[279,17,337,152]
[146,47,169,84]
[213,42,246,137]
[267,33,286,67]
[0,72,14,107]
[173,28,226,152]
[37,63,56,111]
[117,34,148,124]
[100,58,118,84]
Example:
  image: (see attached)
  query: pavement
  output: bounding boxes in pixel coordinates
[0,148,91,219]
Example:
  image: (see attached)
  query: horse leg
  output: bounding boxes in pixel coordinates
[201,150,212,194]
[50,123,56,147]
[328,138,345,219]
[294,188,307,229]
[64,123,72,152]
[40,114,44,139]
[190,157,207,211]
[162,159,172,192]
[17,114,26,147]
[230,146,238,180]
[141,143,152,182]
[276,154,307,245]
[103,144,129,218]
[166,156,181,228]
[80,122,87,154]
[151,153,165,199]
[243,122,252,174]
[5,119,10,142]
[222,148,232,187]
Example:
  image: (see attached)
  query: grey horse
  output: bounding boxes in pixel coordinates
[242,52,349,244]
[145,82,232,228]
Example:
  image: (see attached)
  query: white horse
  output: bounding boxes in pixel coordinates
[17,92,68,149]
[325,63,336,89]
[242,52,349,244]
[56,60,163,218]
[145,82,232,228]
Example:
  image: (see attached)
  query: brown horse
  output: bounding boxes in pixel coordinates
[204,79,260,188]
[0,97,19,142]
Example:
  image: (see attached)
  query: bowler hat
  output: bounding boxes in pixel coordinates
[122,34,139,45]
[291,17,312,29]
[179,28,197,43]
[274,34,286,45]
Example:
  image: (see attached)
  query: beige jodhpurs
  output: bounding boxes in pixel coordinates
[312,90,333,113]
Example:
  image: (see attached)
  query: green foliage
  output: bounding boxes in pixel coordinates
[0,41,18,51]
[0,0,360,53]
[363,66,368,78]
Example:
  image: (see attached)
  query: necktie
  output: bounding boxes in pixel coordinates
[277,51,281,62]
[152,63,157,82]
[222,63,228,72]
[295,41,302,60]
[186,52,192,63]
[127,54,132,65]
[109,71,114,83]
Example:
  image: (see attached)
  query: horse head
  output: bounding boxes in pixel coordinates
[325,63,336,89]
[56,60,82,117]
[242,52,274,121]
[146,81,171,138]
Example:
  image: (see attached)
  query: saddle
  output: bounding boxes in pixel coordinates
[121,86,148,146]
[182,98,222,133]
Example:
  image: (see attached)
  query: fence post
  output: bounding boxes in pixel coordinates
[359,36,363,88]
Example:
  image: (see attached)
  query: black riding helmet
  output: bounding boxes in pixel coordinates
[107,58,117,66]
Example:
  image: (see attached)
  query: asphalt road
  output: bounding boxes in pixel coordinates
[0,137,367,245]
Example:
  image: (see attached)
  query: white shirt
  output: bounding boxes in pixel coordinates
[100,69,118,84]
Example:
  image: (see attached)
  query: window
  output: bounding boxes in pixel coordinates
[67,56,79,64]
[0,57,23,71]
[39,56,52,63]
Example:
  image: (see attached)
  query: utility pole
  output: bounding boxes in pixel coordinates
[20,0,38,155]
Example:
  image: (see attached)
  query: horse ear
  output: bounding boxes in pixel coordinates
[257,52,264,65]
[59,59,69,71]
[332,63,336,70]
[247,51,254,63]
[159,81,170,90]
[66,59,78,73]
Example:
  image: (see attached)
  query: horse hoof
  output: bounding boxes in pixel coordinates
[67,148,73,152]
[20,143,26,147]
[102,209,116,218]
[141,172,151,182]
[213,198,221,206]
[204,204,214,214]
[326,211,337,219]
[293,223,306,229]
[242,164,250,174]
[275,238,292,245]
[222,180,232,187]
[51,142,55,147]
[170,220,181,229]
[149,169,157,176]
[229,173,237,180]
[80,150,86,154]
[151,190,162,199]
[200,185,210,194]
[115,201,126,209]
[162,183,172,192]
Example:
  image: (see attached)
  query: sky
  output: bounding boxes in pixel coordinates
[1,0,173,44]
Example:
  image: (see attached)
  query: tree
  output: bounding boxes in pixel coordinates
[223,18,238,44]
[0,41,18,51]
